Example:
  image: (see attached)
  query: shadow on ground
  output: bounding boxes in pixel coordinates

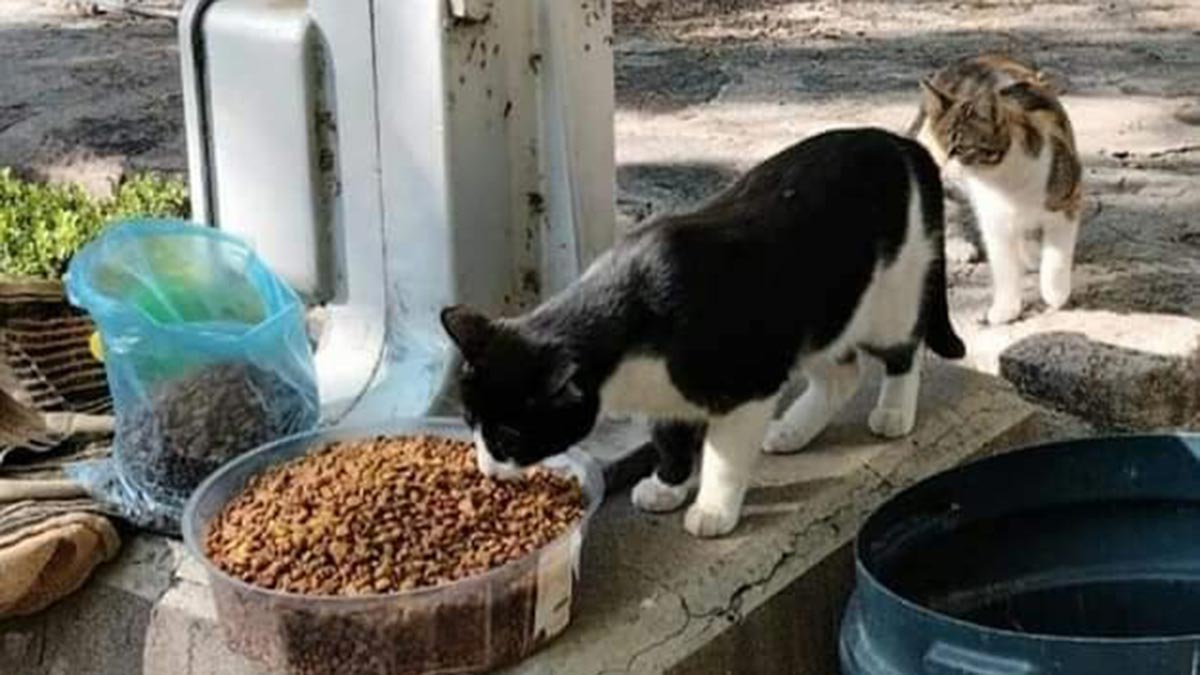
[0,17,183,180]
[614,28,1199,111]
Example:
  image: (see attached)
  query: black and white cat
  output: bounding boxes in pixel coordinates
[441,128,965,538]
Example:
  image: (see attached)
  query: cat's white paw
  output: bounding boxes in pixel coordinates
[763,383,850,455]
[868,407,916,438]
[985,298,1023,325]
[631,474,691,513]
[762,420,814,455]
[684,503,740,538]
[1041,274,1071,310]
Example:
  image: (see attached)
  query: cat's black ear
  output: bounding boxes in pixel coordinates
[441,305,495,363]
[919,78,953,113]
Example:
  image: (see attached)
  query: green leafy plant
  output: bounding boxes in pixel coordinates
[0,169,189,279]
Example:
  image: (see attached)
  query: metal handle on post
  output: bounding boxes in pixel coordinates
[304,0,389,423]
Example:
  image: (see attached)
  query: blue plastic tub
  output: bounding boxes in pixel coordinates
[841,435,1200,675]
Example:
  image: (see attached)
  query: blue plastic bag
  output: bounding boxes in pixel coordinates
[65,219,319,533]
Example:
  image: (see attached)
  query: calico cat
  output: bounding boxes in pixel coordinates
[441,128,964,538]
[911,54,1083,325]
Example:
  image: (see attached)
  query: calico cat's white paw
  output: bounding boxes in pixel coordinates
[985,298,1023,325]
[684,503,740,538]
[868,407,916,438]
[632,474,691,513]
[1040,272,1071,310]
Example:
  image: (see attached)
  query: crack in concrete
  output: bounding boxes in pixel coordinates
[695,546,794,624]
[35,615,49,668]
[683,404,1011,636]
[860,462,891,488]
[596,394,1019,673]
[919,406,976,453]
[598,563,695,675]
[153,543,187,605]
[617,596,697,674]
[688,504,860,636]
[185,617,198,675]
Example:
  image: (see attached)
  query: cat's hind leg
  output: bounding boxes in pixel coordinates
[865,343,922,438]
[685,398,774,538]
[632,420,704,513]
[762,352,862,454]
[1040,211,1079,311]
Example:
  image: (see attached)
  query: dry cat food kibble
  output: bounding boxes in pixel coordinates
[205,435,585,596]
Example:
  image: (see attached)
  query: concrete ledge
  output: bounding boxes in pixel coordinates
[1,362,1038,675]
[516,361,1035,674]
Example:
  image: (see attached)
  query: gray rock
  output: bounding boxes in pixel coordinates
[1000,331,1200,430]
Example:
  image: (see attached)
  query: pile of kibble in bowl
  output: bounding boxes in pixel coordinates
[204,435,585,595]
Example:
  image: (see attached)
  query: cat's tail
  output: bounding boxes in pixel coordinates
[923,247,966,360]
[905,138,966,360]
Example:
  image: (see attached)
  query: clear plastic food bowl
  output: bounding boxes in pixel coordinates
[182,418,604,675]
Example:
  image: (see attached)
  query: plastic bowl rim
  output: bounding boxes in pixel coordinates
[849,432,1200,646]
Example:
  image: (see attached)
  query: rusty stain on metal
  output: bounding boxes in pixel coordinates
[521,268,541,297]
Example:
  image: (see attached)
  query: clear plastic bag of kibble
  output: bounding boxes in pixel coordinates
[64,219,319,534]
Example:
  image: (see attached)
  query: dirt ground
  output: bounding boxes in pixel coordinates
[1,0,1198,427]
[610,0,1200,428]
[0,0,182,194]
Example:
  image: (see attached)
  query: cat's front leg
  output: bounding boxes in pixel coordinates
[1040,213,1079,311]
[632,420,704,513]
[867,344,922,438]
[978,215,1025,325]
[763,353,862,454]
[685,399,774,538]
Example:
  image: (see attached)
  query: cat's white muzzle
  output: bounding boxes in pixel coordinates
[473,430,524,480]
